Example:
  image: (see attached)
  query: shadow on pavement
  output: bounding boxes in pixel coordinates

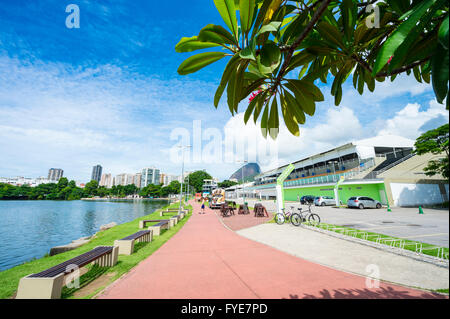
[285,286,447,299]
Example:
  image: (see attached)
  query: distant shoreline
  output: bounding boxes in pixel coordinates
[81,197,171,201]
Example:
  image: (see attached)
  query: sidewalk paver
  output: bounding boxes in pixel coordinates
[97,200,445,299]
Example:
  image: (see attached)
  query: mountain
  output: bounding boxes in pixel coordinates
[229,163,261,182]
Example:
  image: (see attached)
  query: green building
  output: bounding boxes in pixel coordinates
[232,135,448,207]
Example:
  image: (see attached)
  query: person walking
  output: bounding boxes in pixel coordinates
[201,198,205,214]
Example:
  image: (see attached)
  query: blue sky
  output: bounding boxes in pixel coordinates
[0,0,448,182]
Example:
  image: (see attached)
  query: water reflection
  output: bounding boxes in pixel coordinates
[0,199,168,271]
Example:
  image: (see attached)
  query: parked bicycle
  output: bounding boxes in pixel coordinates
[289,204,321,226]
[275,208,297,225]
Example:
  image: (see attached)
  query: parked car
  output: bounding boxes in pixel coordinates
[300,195,315,204]
[347,196,382,209]
[314,196,336,206]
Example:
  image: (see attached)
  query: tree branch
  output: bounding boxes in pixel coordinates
[351,54,431,77]
[271,0,332,93]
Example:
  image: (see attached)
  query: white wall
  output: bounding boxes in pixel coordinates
[390,183,445,206]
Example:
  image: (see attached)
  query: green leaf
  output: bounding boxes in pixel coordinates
[214,54,240,107]
[256,21,282,37]
[198,24,238,45]
[284,89,306,125]
[357,70,364,95]
[240,38,257,60]
[244,91,260,124]
[296,80,324,102]
[240,0,256,34]
[253,91,266,123]
[340,0,357,43]
[431,43,449,104]
[226,67,238,114]
[317,22,346,51]
[285,80,316,116]
[257,41,281,74]
[286,51,315,73]
[373,0,438,75]
[280,92,300,136]
[438,15,449,50]
[335,85,342,106]
[388,0,442,71]
[175,36,220,53]
[233,61,248,112]
[240,78,265,101]
[177,52,227,75]
[251,0,273,38]
[267,97,279,139]
[213,0,239,40]
[260,101,270,138]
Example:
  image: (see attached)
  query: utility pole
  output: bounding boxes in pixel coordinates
[178,145,191,213]
[236,160,248,204]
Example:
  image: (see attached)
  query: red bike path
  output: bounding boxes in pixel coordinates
[97,200,443,299]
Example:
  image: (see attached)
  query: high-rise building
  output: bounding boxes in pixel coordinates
[163,174,178,186]
[48,168,64,181]
[126,174,134,185]
[114,173,127,186]
[99,173,113,188]
[141,167,160,188]
[159,173,166,185]
[134,173,142,188]
[91,165,102,183]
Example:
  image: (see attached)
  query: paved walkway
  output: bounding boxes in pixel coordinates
[97,200,444,299]
[220,208,273,231]
[237,224,449,290]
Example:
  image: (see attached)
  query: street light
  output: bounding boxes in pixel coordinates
[236,160,248,204]
[178,145,191,213]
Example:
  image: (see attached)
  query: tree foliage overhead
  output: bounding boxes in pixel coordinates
[414,123,449,179]
[176,0,449,139]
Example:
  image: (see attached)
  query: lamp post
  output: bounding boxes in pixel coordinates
[178,145,191,213]
[236,160,248,204]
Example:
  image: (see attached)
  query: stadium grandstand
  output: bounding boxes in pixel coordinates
[225,135,449,207]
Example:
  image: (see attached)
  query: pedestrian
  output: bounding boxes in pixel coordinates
[201,198,205,214]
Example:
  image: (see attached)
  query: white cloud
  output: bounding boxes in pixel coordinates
[0,55,223,180]
[378,100,448,139]
[222,106,364,172]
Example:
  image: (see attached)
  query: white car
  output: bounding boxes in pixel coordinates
[314,196,336,206]
[347,196,382,209]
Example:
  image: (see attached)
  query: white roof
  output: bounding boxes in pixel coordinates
[256,135,415,178]
[353,135,415,148]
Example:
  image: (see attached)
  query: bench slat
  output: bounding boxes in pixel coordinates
[121,230,151,241]
[29,246,113,278]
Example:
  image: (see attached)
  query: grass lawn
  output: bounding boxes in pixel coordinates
[0,202,192,299]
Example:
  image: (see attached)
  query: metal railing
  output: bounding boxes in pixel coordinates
[376,153,416,174]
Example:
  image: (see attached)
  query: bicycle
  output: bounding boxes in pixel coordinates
[290,204,321,226]
[274,208,297,225]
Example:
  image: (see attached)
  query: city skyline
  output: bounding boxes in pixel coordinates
[0,1,447,182]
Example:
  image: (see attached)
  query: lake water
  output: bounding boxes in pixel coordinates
[0,199,169,271]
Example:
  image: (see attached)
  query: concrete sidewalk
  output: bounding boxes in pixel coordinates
[237,224,449,290]
[97,200,444,299]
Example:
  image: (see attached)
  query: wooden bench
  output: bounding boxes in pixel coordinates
[254,204,269,217]
[238,204,250,215]
[139,218,174,229]
[220,204,234,217]
[141,220,171,236]
[160,209,187,218]
[16,246,118,299]
[114,230,152,255]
